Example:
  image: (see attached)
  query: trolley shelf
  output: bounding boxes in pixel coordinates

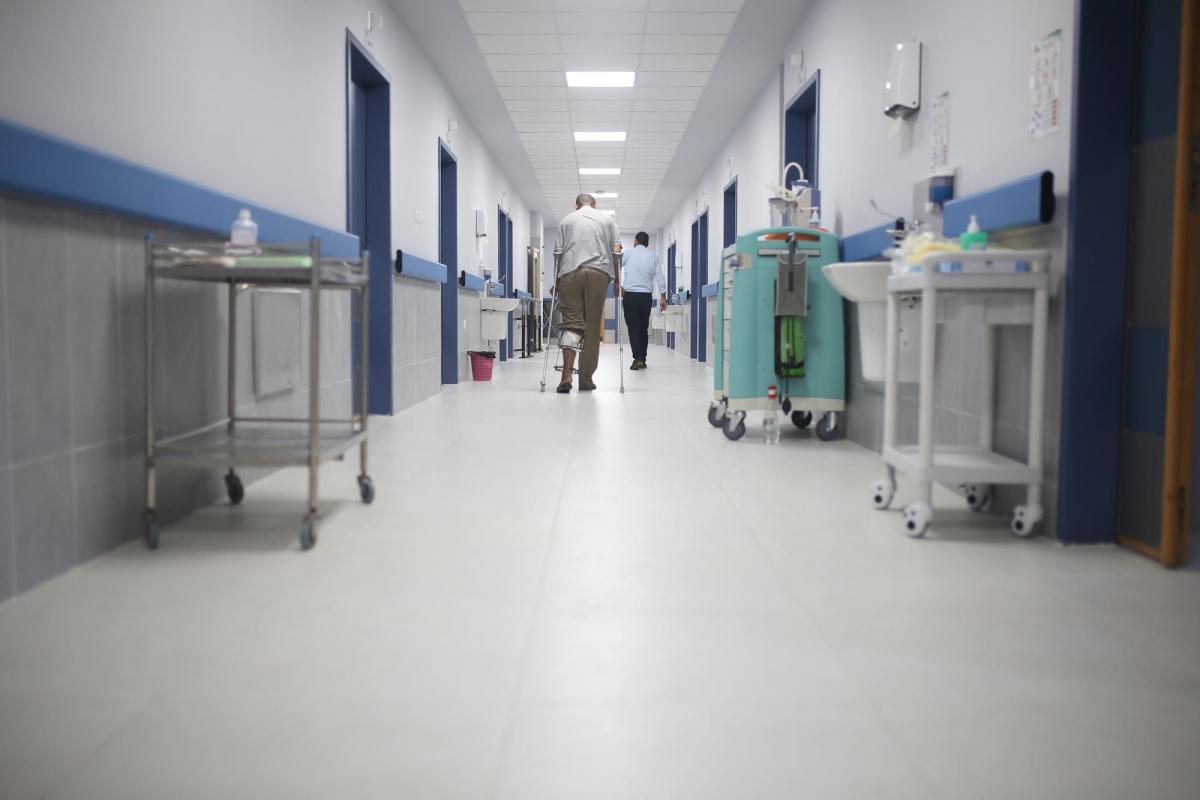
[882,445,1041,486]
[151,245,366,287]
[156,422,367,469]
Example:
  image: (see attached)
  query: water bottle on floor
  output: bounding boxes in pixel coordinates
[763,385,780,445]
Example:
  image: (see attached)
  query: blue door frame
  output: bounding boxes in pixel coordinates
[1056,0,1141,543]
[723,178,737,248]
[345,31,391,415]
[439,140,459,384]
[497,207,512,361]
[690,212,709,362]
[667,241,677,350]
[785,70,820,191]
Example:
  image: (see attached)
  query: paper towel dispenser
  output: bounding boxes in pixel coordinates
[883,41,921,119]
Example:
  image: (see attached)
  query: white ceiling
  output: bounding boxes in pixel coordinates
[459,0,745,229]
[388,0,814,232]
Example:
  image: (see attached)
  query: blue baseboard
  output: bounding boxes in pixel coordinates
[0,117,359,258]
[841,222,894,262]
[459,271,486,292]
[395,250,448,284]
[943,171,1055,237]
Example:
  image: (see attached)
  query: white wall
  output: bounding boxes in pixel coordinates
[779,0,1074,239]
[0,0,536,287]
[659,73,782,306]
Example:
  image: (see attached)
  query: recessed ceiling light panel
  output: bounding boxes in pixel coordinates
[566,71,636,88]
[574,131,627,142]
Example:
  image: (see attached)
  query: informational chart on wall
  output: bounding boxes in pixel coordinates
[1030,29,1062,139]
[931,92,950,170]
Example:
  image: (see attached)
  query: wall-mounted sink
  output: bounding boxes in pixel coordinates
[822,262,919,383]
[822,261,892,303]
[480,296,520,313]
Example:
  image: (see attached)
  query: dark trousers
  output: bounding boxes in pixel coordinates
[622,291,653,361]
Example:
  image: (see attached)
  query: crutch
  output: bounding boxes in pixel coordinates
[540,250,565,393]
[614,251,625,394]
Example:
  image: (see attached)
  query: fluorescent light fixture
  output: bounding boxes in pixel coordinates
[593,192,619,199]
[574,131,627,142]
[580,167,621,175]
[566,71,636,88]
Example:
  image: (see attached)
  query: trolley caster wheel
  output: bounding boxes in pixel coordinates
[871,480,896,510]
[224,471,244,505]
[962,484,991,513]
[815,413,839,441]
[903,502,932,538]
[358,476,375,504]
[1010,505,1043,538]
[791,410,813,430]
[722,412,747,442]
[299,515,317,551]
[707,402,727,428]
[144,513,160,551]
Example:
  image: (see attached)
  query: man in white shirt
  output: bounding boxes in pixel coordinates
[619,231,667,370]
[552,194,622,393]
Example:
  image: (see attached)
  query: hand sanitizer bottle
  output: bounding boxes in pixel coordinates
[230,209,258,247]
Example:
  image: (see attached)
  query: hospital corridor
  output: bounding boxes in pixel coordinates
[1,1,1199,798]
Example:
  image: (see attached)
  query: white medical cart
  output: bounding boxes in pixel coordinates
[871,250,1052,538]
[143,236,373,551]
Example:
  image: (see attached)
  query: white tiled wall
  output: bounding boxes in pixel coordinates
[0,196,353,600]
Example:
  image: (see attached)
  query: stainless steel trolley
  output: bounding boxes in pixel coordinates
[143,236,373,550]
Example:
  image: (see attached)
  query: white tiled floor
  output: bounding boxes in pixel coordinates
[1,344,1199,799]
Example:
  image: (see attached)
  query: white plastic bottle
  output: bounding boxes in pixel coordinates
[230,209,258,247]
[762,385,780,445]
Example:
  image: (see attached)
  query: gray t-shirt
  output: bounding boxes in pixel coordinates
[554,206,621,279]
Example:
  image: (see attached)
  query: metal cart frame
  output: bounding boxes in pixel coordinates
[143,236,373,550]
[872,250,1052,539]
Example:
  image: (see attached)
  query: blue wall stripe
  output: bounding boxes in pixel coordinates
[701,282,719,298]
[943,171,1056,237]
[0,118,359,258]
[395,251,447,284]
[1124,327,1170,435]
[459,271,486,292]
[840,222,894,262]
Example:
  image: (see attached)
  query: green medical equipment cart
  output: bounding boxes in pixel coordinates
[707,227,845,441]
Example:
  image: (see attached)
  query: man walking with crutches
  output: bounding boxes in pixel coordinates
[552,194,622,393]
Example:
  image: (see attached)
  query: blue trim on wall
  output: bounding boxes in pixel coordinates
[943,171,1056,237]
[459,270,487,292]
[0,118,358,258]
[701,282,719,298]
[840,222,894,262]
[394,250,448,284]
[1057,0,1139,544]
